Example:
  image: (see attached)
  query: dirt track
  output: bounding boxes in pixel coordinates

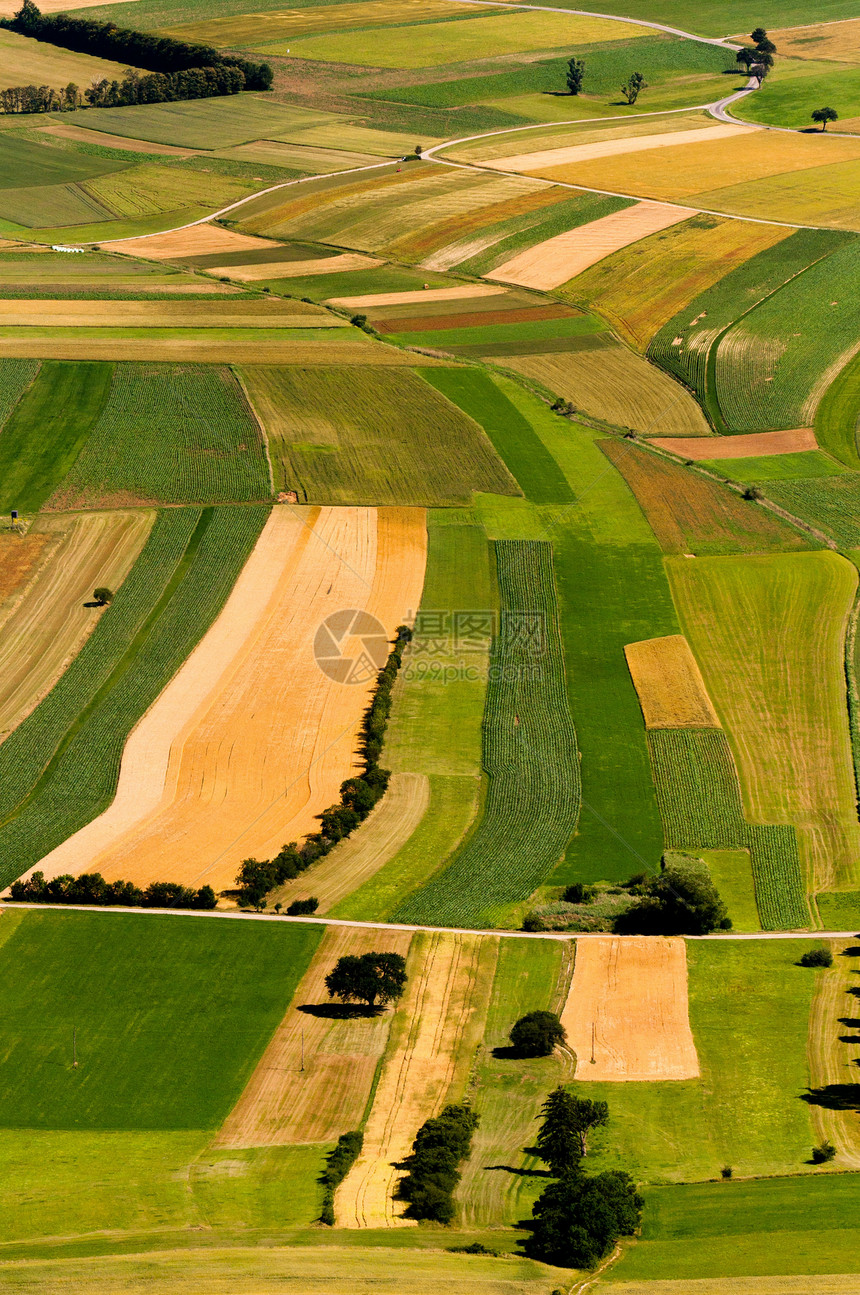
[562,936,700,1081]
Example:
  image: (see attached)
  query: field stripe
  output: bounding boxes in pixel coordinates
[336,930,497,1227]
[652,429,819,459]
[625,634,721,729]
[562,936,699,1081]
[488,201,691,289]
[806,938,860,1168]
[327,284,507,308]
[484,123,752,173]
[215,925,413,1148]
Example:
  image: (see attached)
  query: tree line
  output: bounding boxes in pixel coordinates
[9,869,217,909]
[398,1103,480,1224]
[0,0,272,112]
[235,625,412,909]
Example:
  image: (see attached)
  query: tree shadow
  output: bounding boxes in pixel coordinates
[845,986,860,997]
[485,1164,551,1178]
[838,1035,860,1044]
[838,1017,860,1028]
[297,1002,381,1020]
[801,1084,860,1111]
[841,946,860,957]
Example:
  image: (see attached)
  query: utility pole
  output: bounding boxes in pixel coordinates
[590,1022,596,1065]
[72,1025,78,1070]
[300,1028,304,1073]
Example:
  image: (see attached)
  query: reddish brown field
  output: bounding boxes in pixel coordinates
[652,428,818,459]
[600,439,812,555]
[0,533,50,604]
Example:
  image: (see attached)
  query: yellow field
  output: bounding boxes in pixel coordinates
[486,123,752,174]
[0,511,153,743]
[757,19,860,62]
[216,925,414,1147]
[625,634,721,729]
[610,1279,860,1295]
[562,937,699,1081]
[489,201,691,291]
[327,284,507,308]
[0,299,343,327]
[102,224,275,260]
[0,335,431,364]
[31,507,427,892]
[0,531,50,605]
[668,552,860,891]
[500,345,711,436]
[0,27,135,88]
[208,253,383,281]
[283,11,648,68]
[692,157,860,229]
[336,931,498,1227]
[274,771,430,913]
[806,938,860,1168]
[445,112,715,163]
[652,428,818,459]
[562,216,791,349]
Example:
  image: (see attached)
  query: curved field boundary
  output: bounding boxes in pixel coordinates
[33,508,427,894]
[483,123,751,174]
[625,634,721,729]
[815,348,860,470]
[335,930,498,1227]
[0,506,269,889]
[651,429,818,459]
[280,772,431,914]
[561,935,699,1081]
[488,201,690,289]
[0,510,154,744]
[216,924,414,1149]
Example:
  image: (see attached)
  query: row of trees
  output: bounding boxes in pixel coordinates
[0,64,249,113]
[398,1103,480,1223]
[9,869,217,910]
[235,626,412,909]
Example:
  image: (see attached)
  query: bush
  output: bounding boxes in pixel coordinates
[286,897,318,915]
[510,1010,566,1057]
[9,870,216,910]
[447,1242,500,1255]
[399,1104,479,1223]
[800,947,833,968]
[528,1168,642,1268]
[615,855,731,935]
[319,1130,363,1224]
[812,1140,837,1164]
[93,586,113,605]
[562,882,595,904]
[721,1165,732,1179]
[522,912,547,932]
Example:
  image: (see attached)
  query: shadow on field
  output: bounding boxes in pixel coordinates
[297,1002,382,1020]
[486,1163,551,1179]
[839,1017,860,1028]
[801,1084,860,1111]
[839,947,860,957]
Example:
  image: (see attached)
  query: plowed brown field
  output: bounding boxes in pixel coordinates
[625,634,721,729]
[562,937,699,1081]
[103,225,275,259]
[33,506,426,892]
[652,428,818,459]
[216,925,413,1148]
[336,931,498,1227]
[0,511,154,742]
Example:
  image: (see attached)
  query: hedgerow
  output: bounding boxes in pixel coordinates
[392,540,580,927]
[398,1104,479,1224]
[648,729,809,930]
[0,505,269,887]
[319,1131,363,1226]
[10,869,216,910]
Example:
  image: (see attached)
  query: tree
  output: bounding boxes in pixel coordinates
[566,56,585,95]
[235,856,276,909]
[736,47,759,72]
[325,951,407,1009]
[615,855,731,935]
[750,26,768,45]
[800,947,833,967]
[619,71,647,104]
[510,1010,566,1057]
[812,106,839,131]
[528,1169,643,1268]
[536,1088,609,1174]
[93,586,113,605]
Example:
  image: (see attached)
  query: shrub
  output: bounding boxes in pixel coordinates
[93,586,113,605]
[562,882,595,904]
[523,912,547,932]
[286,897,318,915]
[800,947,833,968]
[319,1130,363,1224]
[528,1168,643,1268]
[721,1165,733,1179]
[812,1140,837,1164]
[447,1242,500,1256]
[615,855,731,935]
[510,1010,566,1057]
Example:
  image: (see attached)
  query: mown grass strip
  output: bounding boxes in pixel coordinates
[392,539,579,928]
[647,728,809,930]
[815,347,860,471]
[0,506,269,885]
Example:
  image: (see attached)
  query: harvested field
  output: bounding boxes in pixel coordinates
[600,439,812,554]
[327,285,507,309]
[487,123,753,174]
[0,28,134,91]
[336,930,497,1227]
[274,772,430,914]
[0,532,50,607]
[216,925,413,1148]
[806,939,860,1167]
[652,429,818,459]
[0,511,153,742]
[208,253,383,281]
[163,0,502,45]
[766,19,860,62]
[668,551,860,892]
[33,507,427,893]
[625,634,721,729]
[501,345,710,436]
[611,1281,860,1295]
[239,365,517,505]
[0,334,425,365]
[562,936,699,1081]
[102,225,277,260]
[489,201,691,291]
[38,121,195,156]
[391,185,567,267]
[0,300,342,328]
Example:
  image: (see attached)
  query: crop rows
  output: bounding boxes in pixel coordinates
[0,358,37,429]
[393,540,580,927]
[648,729,809,930]
[0,505,268,886]
[757,475,860,549]
[50,363,271,507]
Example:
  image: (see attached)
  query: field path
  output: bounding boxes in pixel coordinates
[216,924,413,1147]
[31,506,427,892]
[336,930,498,1227]
[561,936,699,1080]
[0,511,154,743]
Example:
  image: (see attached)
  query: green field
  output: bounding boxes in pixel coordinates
[393,539,580,927]
[0,506,268,883]
[49,364,271,508]
[0,908,321,1129]
[51,95,327,150]
[390,313,607,351]
[815,347,860,469]
[454,191,631,278]
[707,450,849,481]
[0,361,112,513]
[736,58,860,132]
[759,473,860,547]
[239,365,517,505]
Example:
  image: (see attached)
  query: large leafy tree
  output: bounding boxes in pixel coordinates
[536,1087,609,1174]
[325,952,407,1009]
[529,1169,643,1268]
